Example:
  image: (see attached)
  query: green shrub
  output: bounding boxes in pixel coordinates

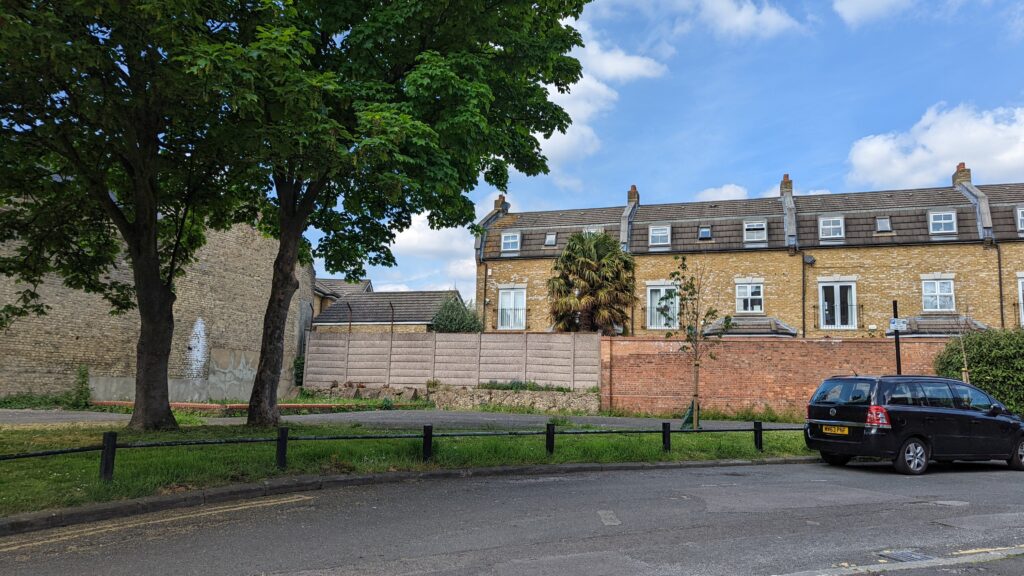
[63,365,91,409]
[380,398,394,410]
[431,297,483,333]
[935,330,1024,414]
[293,355,305,388]
[479,380,572,393]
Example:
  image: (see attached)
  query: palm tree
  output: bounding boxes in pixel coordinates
[547,232,638,334]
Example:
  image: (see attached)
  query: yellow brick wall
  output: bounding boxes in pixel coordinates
[314,324,429,334]
[478,241,1019,338]
[801,243,1000,337]
[997,242,1024,329]
[630,251,802,337]
[476,258,557,331]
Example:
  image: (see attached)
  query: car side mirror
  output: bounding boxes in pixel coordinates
[987,405,1003,416]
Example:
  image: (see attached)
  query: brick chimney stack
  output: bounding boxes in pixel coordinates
[952,162,972,187]
[780,173,793,197]
[628,184,640,204]
[493,194,508,212]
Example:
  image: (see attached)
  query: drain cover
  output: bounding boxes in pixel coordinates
[879,550,936,563]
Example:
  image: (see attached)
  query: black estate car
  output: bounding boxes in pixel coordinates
[805,375,1024,474]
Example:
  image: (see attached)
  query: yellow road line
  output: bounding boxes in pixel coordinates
[0,494,313,553]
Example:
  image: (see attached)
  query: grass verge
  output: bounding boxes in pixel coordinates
[0,422,813,516]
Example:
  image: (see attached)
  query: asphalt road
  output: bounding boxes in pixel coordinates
[2,461,1024,575]
[0,408,800,430]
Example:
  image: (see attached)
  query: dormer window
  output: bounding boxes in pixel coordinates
[648,225,670,247]
[501,232,520,252]
[1016,208,1024,231]
[876,216,892,233]
[743,220,767,243]
[544,232,557,247]
[583,225,604,234]
[698,226,712,240]
[818,216,845,240]
[929,211,957,235]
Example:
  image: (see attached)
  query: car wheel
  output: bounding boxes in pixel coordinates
[820,451,852,466]
[894,437,929,475]
[1008,437,1024,471]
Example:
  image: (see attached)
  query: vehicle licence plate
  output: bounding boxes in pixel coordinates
[821,425,849,435]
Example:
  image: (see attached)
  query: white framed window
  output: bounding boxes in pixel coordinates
[744,220,767,243]
[698,226,712,240]
[876,216,892,233]
[736,284,763,314]
[922,279,955,312]
[1017,208,1024,231]
[929,211,957,235]
[497,288,526,330]
[544,232,557,247]
[818,216,845,239]
[1018,277,1024,327]
[500,232,520,252]
[648,225,670,246]
[646,285,678,330]
[819,282,857,330]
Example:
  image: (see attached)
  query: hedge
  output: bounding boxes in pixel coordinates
[934,330,1024,414]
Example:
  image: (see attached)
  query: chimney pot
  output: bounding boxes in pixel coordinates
[780,173,794,197]
[493,194,508,212]
[627,184,640,204]
[952,162,972,187]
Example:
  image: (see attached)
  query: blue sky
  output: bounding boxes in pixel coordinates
[315,0,1024,299]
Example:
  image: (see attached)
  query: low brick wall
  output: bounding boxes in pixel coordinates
[601,337,949,415]
[429,387,600,414]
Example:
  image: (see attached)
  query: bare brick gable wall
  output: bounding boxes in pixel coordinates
[601,337,948,415]
[0,226,314,401]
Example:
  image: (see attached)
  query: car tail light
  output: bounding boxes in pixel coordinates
[866,405,891,428]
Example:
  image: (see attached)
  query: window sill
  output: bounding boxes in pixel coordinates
[921,310,957,315]
[499,251,520,257]
[647,245,671,252]
[820,326,859,331]
[734,312,766,317]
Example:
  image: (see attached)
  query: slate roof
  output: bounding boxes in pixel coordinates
[315,279,372,298]
[480,182,1024,260]
[883,315,988,336]
[703,316,798,337]
[313,290,460,324]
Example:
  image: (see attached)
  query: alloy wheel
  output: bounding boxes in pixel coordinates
[904,441,926,472]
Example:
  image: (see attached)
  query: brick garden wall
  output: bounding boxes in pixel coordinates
[601,336,949,416]
[0,226,314,401]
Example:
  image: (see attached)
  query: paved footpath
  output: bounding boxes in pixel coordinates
[2,461,1023,575]
[0,408,798,430]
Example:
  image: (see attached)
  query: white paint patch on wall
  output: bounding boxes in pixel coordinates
[185,317,208,380]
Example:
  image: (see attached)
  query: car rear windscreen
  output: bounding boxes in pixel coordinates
[811,378,874,406]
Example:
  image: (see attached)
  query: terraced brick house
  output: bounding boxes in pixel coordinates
[475,163,1024,338]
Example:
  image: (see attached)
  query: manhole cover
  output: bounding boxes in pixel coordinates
[879,550,935,563]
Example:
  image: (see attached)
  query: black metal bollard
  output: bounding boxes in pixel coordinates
[753,421,763,452]
[662,422,671,452]
[276,427,289,470]
[545,423,555,455]
[422,425,433,462]
[99,431,117,481]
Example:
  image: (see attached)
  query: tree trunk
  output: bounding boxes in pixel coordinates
[128,251,178,431]
[247,222,302,427]
[691,359,700,430]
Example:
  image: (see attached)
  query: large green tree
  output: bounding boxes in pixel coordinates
[188,0,590,426]
[0,1,259,429]
[548,232,638,335]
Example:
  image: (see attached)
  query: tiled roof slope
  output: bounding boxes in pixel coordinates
[480,182,1024,260]
[316,279,372,298]
[313,290,459,324]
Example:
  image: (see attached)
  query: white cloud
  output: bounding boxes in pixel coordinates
[375,283,412,292]
[760,184,832,197]
[386,213,475,260]
[698,0,801,38]
[847,103,1024,189]
[540,21,666,184]
[833,0,914,27]
[696,183,749,201]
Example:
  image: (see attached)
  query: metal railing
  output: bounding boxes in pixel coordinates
[0,422,804,481]
[496,307,527,330]
[812,304,863,330]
